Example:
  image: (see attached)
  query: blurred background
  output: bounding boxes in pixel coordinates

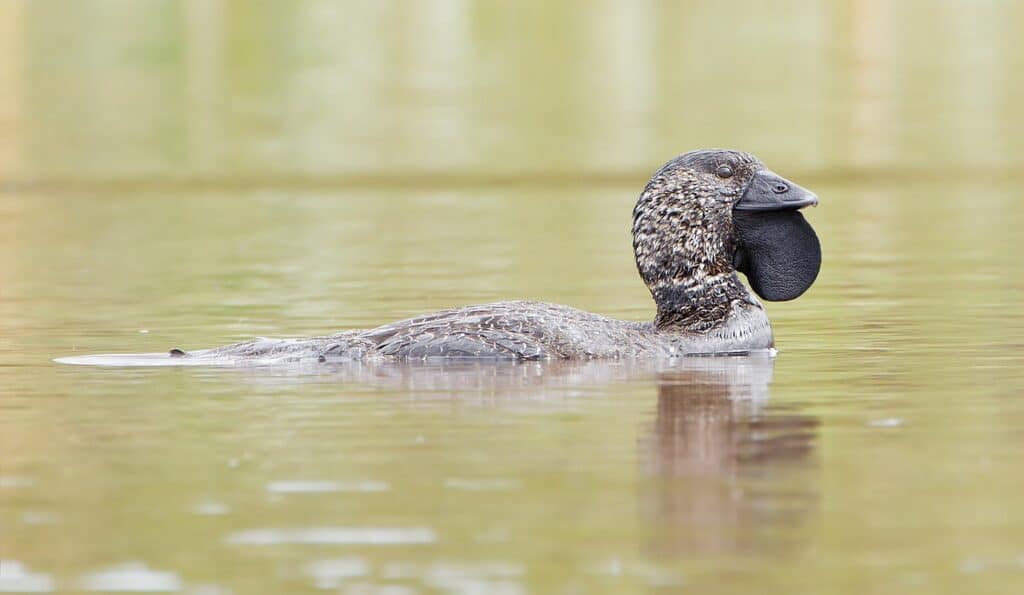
[2,1,1024,594]
[3,1,1023,179]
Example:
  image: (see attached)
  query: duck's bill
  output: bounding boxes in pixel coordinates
[732,171,821,301]
[734,170,819,211]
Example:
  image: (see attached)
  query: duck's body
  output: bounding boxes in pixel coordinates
[205,299,774,362]
[57,149,821,367]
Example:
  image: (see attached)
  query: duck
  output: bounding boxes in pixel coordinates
[57,149,821,366]
[200,148,821,363]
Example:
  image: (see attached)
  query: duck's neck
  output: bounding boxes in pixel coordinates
[649,272,752,332]
[633,206,754,333]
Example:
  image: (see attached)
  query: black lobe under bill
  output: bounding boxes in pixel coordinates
[732,209,821,302]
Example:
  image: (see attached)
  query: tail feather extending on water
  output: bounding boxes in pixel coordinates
[55,337,339,367]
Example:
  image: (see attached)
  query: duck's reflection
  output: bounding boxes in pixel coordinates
[223,353,818,554]
[640,356,819,555]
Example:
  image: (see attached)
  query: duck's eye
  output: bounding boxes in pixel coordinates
[715,165,734,179]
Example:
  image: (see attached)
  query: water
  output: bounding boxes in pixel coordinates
[3,1,1024,593]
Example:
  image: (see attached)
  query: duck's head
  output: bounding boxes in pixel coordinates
[632,149,821,326]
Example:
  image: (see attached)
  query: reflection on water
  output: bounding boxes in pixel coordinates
[641,357,818,556]
[4,354,827,593]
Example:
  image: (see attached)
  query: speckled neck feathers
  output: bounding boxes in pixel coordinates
[632,160,756,332]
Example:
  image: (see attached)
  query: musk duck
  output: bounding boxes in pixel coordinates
[57,149,821,365]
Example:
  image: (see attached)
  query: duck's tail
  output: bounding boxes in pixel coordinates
[54,336,344,367]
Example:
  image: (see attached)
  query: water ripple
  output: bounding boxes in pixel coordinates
[266,480,390,494]
[78,562,182,592]
[226,528,436,546]
[306,558,369,589]
[0,560,54,593]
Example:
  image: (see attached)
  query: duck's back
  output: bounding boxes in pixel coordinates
[323,300,655,360]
